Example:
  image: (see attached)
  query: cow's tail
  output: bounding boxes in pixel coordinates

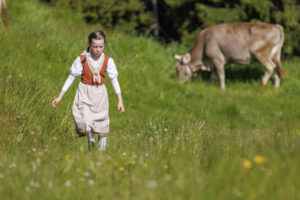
[272,25,286,78]
[273,58,287,78]
[2,1,8,27]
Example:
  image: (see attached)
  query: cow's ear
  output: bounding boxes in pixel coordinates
[182,53,191,64]
[173,54,182,60]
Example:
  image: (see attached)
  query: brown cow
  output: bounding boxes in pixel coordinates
[174,22,287,90]
[0,0,8,27]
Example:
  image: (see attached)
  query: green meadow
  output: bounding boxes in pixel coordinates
[0,0,299,199]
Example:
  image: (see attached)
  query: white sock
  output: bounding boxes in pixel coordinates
[98,136,107,152]
[88,132,95,143]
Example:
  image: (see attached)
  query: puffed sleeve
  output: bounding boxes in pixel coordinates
[70,56,83,77]
[107,58,121,94]
[61,56,83,92]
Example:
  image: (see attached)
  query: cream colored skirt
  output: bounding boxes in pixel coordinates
[72,82,109,137]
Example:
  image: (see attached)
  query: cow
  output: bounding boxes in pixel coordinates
[0,0,8,27]
[174,22,287,90]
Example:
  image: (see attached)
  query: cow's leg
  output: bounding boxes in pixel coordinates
[259,59,275,86]
[205,39,226,89]
[274,70,280,88]
[213,59,226,90]
[272,52,284,88]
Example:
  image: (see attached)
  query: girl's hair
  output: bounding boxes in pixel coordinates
[86,30,106,52]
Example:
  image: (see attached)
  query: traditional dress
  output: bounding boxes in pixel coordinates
[61,51,121,137]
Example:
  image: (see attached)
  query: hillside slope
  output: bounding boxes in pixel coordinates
[0,0,299,199]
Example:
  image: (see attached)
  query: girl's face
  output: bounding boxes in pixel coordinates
[89,39,105,59]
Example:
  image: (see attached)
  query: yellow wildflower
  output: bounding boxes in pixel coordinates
[297,131,300,136]
[243,160,252,169]
[254,155,265,164]
[128,161,135,165]
[119,167,125,172]
[144,163,148,167]
[65,154,70,161]
[163,164,168,169]
[237,192,243,198]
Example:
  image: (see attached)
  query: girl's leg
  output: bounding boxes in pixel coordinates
[98,135,107,152]
[88,132,95,150]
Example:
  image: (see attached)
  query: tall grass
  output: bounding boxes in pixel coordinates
[0,0,299,199]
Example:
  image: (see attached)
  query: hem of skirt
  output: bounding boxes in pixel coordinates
[75,131,109,138]
[93,132,109,136]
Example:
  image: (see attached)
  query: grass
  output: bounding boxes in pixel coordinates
[0,0,300,199]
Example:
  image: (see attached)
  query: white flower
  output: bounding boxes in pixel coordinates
[88,179,94,185]
[16,135,23,142]
[0,173,4,178]
[122,152,126,156]
[79,146,85,152]
[106,155,111,161]
[164,174,172,182]
[133,152,137,158]
[8,75,12,79]
[19,74,23,78]
[84,172,90,177]
[147,180,157,189]
[0,161,4,167]
[9,163,16,168]
[96,161,102,167]
[30,181,40,188]
[48,181,53,188]
[65,180,71,187]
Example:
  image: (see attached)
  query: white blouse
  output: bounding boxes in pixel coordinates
[62,51,121,94]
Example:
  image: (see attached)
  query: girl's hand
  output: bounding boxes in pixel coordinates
[52,97,61,108]
[52,91,65,108]
[118,101,125,113]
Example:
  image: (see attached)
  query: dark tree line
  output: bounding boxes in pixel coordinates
[41,0,300,56]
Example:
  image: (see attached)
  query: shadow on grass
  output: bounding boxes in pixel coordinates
[169,63,266,84]
[224,63,265,82]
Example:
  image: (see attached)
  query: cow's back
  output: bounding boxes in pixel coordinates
[201,22,283,64]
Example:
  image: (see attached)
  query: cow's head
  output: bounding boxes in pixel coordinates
[173,53,210,82]
[173,53,193,82]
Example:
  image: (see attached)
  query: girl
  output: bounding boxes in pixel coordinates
[52,30,125,151]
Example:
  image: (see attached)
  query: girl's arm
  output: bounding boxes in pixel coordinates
[52,56,82,108]
[52,74,76,108]
[107,58,124,113]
